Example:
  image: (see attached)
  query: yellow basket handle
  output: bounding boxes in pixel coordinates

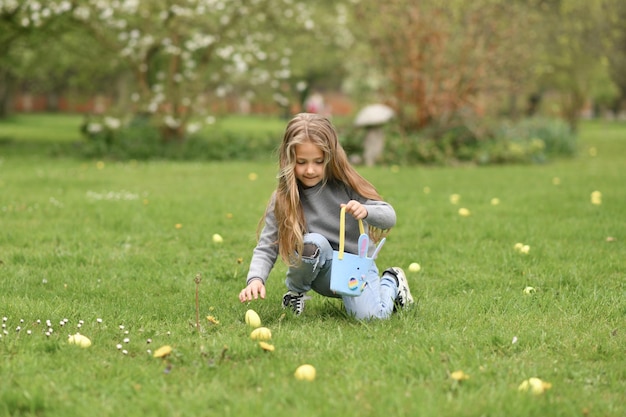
[338,206,365,260]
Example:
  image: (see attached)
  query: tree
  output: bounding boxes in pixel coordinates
[66,0,354,141]
[0,1,76,116]
[605,0,626,115]
[1,1,123,115]
[532,0,619,130]
[352,0,538,133]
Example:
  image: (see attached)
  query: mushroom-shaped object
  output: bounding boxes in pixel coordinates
[354,104,395,166]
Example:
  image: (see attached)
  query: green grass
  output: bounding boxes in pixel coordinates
[0,116,625,416]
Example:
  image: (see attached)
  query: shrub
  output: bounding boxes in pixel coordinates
[80,115,279,161]
[365,117,577,166]
[493,117,576,157]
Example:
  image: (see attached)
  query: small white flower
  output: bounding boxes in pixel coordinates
[164,115,180,129]
[16,326,21,332]
[186,122,201,134]
[2,317,6,322]
[123,338,130,343]
[512,336,518,344]
[116,344,123,350]
[122,349,128,355]
[97,318,103,323]
[146,338,152,344]
[104,117,121,130]
[87,123,103,134]
[27,330,32,335]
[119,325,125,330]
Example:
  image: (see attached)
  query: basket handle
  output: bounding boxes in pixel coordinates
[338,206,365,260]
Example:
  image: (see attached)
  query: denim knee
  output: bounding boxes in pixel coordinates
[302,233,333,261]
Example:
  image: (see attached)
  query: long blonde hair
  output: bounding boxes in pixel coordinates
[260,113,390,265]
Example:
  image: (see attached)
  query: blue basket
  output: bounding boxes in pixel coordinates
[330,207,386,297]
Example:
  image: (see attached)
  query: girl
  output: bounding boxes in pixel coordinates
[238,113,413,320]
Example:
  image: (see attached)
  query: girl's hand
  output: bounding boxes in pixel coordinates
[239,279,266,302]
[341,200,368,220]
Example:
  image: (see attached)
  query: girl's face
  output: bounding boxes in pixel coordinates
[294,141,325,188]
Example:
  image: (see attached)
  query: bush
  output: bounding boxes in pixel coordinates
[493,117,577,157]
[369,117,577,166]
[80,115,279,161]
[79,114,576,165]
[81,114,163,160]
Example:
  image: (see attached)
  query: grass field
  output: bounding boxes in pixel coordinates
[0,115,625,416]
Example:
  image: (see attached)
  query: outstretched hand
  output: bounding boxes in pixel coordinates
[341,200,368,220]
[239,279,266,303]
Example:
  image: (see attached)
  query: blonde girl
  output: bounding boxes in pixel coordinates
[238,113,413,319]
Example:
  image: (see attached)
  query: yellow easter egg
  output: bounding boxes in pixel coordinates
[294,364,316,381]
[458,207,471,217]
[245,309,262,328]
[408,262,421,273]
[153,345,173,358]
[68,333,92,348]
[259,342,275,352]
[250,327,271,341]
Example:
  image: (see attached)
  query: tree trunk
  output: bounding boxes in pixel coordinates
[0,68,14,118]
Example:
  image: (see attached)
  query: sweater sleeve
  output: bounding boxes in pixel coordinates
[363,200,396,230]
[245,194,279,285]
[343,183,396,230]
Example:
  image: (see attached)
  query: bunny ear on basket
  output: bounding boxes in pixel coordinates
[330,207,386,297]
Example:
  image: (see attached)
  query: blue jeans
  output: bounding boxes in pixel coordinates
[285,233,398,320]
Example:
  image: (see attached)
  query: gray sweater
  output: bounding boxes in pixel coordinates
[246,180,396,285]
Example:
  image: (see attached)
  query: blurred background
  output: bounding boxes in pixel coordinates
[1,0,624,164]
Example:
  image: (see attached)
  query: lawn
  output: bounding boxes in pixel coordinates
[0,115,624,417]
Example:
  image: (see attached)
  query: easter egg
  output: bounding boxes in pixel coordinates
[245,309,262,328]
[250,327,271,341]
[408,262,421,272]
[68,333,92,348]
[294,364,316,381]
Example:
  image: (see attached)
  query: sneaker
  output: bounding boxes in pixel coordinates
[384,267,414,310]
[282,291,306,315]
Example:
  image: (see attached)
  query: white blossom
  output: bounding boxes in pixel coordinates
[104,117,121,129]
[87,123,103,134]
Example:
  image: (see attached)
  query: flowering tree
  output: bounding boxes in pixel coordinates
[2,0,352,141]
[70,0,305,141]
[0,1,77,116]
